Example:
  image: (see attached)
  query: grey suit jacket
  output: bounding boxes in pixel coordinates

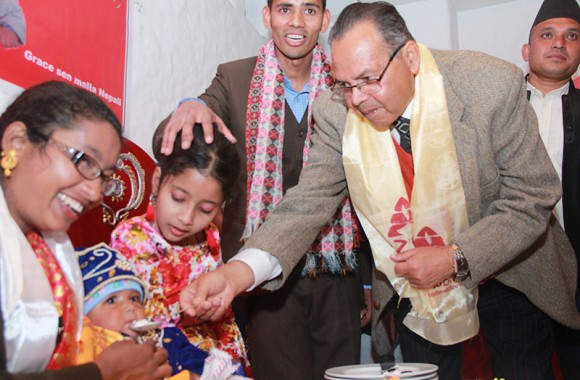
[243,49,580,340]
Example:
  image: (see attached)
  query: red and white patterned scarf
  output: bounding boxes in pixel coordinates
[243,40,359,276]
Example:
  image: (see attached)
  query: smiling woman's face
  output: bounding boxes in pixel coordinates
[2,118,121,233]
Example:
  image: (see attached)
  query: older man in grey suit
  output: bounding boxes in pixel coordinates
[180,2,580,380]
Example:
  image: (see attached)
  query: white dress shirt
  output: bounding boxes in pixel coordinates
[527,81,567,228]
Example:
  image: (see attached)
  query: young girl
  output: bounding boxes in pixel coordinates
[110,123,247,370]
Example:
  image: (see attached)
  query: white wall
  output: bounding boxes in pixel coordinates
[457,0,543,71]
[245,0,458,53]
[245,0,545,65]
[124,0,265,155]
[393,0,459,50]
[0,79,22,116]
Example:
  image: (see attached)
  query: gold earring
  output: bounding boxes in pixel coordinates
[1,149,18,178]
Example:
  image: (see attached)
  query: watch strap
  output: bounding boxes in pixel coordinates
[450,242,470,281]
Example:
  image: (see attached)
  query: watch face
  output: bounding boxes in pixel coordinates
[454,271,469,281]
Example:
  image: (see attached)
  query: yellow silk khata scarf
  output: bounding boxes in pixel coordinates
[343,43,478,345]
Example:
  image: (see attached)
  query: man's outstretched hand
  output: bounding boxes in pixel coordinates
[179,261,255,322]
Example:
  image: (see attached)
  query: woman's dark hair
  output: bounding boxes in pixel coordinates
[153,121,240,204]
[329,2,414,49]
[0,81,122,144]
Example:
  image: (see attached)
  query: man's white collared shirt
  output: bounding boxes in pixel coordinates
[527,81,568,228]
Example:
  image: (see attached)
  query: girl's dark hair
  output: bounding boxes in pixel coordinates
[0,80,123,144]
[154,121,240,204]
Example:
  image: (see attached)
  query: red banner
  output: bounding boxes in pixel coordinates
[0,0,127,121]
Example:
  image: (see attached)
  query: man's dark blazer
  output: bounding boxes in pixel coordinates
[562,81,580,261]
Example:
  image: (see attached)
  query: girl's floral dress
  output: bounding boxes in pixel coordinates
[110,214,247,364]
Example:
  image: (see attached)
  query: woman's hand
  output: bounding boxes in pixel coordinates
[95,339,172,380]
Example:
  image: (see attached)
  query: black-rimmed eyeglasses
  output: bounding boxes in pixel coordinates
[331,43,405,97]
[50,139,117,197]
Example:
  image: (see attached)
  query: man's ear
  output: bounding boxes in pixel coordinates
[320,8,331,34]
[522,43,530,63]
[262,5,272,30]
[403,41,421,75]
[151,166,162,197]
[1,121,28,155]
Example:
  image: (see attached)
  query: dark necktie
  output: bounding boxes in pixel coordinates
[394,116,412,154]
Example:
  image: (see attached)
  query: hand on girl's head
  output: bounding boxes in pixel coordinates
[159,100,236,156]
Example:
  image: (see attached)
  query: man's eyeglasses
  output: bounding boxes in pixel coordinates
[331,43,405,97]
[50,139,117,197]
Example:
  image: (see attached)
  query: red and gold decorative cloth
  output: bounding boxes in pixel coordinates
[27,230,79,369]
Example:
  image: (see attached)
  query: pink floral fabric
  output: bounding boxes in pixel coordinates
[110,216,247,362]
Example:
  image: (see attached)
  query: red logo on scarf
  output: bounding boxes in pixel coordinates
[387,197,444,252]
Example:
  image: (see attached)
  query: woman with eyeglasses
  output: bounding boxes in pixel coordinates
[0,81,171,380]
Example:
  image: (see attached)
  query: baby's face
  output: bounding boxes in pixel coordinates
[87,289,146,338]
